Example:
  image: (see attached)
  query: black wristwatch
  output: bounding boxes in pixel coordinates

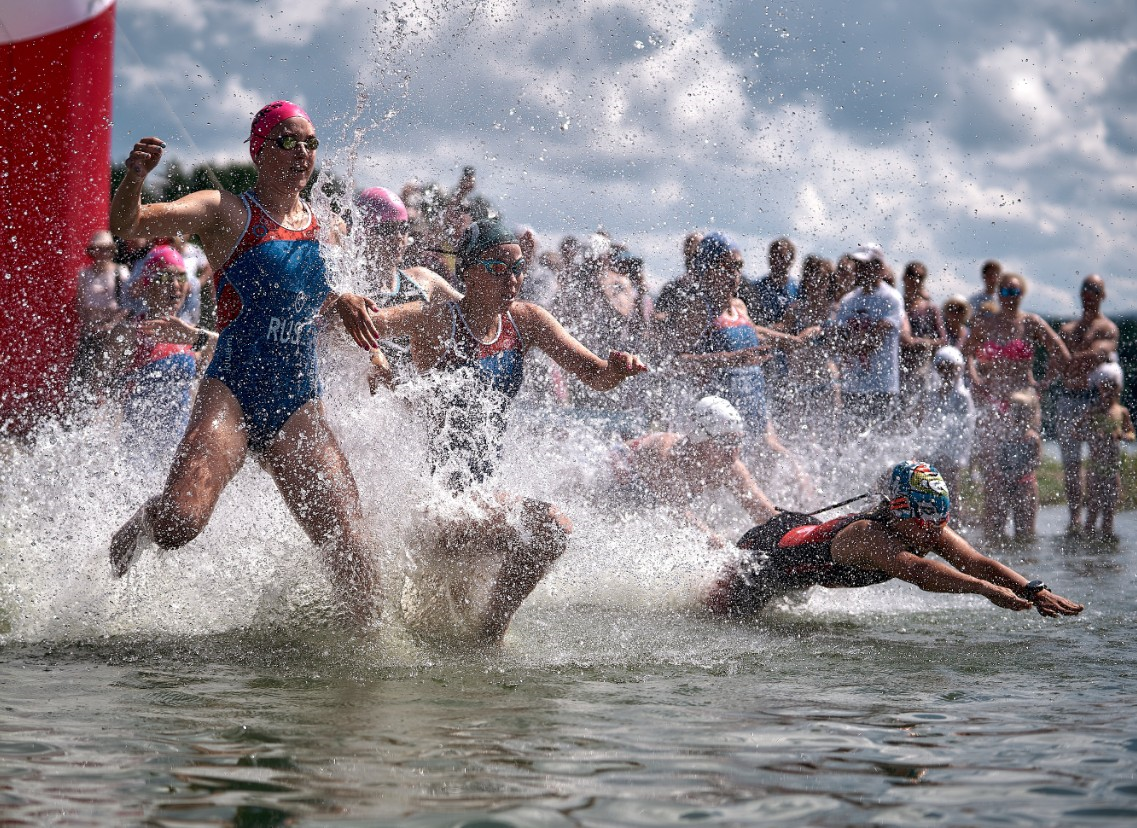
[193,329,211,352]
[1020,580,1048,599]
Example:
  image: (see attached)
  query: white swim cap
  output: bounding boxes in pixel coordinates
[678,396,747,445]
[933,345,965,368]
[1090,362,1124,389]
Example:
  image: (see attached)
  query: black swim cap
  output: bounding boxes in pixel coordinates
[455,217,518,271]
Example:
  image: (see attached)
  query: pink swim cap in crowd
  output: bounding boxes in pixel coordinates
[247,100,312,161]
[139,245,186,282]
[355,187,409,224]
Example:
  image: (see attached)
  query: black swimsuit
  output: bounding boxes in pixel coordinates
[720,510,897,616]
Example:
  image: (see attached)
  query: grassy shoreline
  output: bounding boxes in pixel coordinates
[958,453,1137,514]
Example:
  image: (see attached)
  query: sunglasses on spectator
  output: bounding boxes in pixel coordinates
[275,134,319,152]
[1082,283,1104,295]
[999,286,1022,298]
[476,258,527,277]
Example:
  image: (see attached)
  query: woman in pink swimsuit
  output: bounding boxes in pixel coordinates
[963,272,1067,531]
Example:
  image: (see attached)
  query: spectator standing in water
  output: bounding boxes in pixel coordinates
[1080,363,1134,542]
[738,237,798,425]
[107,101,383,624]
[917,346,975,519]
[1051,274,1120,534]
[983,391,1043,543]
[664,232,804,464]
[738,237,797,327]
[963,272,1068,521]
[779,254,838,441]
[942,294,972,353]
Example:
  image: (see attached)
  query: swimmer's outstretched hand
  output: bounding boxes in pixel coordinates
[126,136,166,177]
[606,350,648,380]
[334,292,381,350]
[1031,590,1084,618]
[985,585,1034,612]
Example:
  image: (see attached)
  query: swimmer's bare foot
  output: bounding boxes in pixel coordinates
[110,505,151,578]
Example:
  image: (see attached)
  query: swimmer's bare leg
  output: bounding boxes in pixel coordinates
[478,498,572,643]
[262,400,378,626]
[110,379,248,576]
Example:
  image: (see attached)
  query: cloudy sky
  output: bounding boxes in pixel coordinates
[110,0,1137,315]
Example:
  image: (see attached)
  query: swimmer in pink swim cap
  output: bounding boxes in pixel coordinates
[108,101,383,624]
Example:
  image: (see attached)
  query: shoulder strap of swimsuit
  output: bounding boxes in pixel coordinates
[503,309,524,351]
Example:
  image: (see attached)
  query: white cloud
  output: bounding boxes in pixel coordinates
[108,0,1137,314]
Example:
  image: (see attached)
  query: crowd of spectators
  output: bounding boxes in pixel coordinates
[72,165,1133,543]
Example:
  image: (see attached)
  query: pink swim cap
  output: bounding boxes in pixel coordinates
[139,245,186,282]
[355,186,408,224]
[248,100,312,161]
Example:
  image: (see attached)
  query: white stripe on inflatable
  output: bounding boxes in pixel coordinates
[0,0,114,46]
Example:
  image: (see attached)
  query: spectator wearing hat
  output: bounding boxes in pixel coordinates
[834,244,908,434]
[918,346,976,517]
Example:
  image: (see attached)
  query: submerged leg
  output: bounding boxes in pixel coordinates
[473,497,572,643]
[261,400,378,626]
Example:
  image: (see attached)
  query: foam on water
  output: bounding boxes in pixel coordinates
[0,303,940,658]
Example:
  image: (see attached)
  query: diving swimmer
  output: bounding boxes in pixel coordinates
[704,461,1084,619]
[605,395,778,548]
[108,101,383,623]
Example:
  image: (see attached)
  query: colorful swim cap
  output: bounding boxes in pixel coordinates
[692,232,740,276]
[355,186,408,224]
[883,461,951,525]
[455,217,519,268]
[677,395,747,445]
[139,245,185,282]
[248,100,312,161]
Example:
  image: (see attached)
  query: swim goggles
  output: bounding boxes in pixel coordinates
[275,135,320,152]
[476,257,527,277]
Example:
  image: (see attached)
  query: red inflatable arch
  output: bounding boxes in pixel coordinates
[0,1,116,435]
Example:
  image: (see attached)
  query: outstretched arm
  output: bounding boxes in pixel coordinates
[724,459,778,525]
[831,521,1034,611]
[919,525,1083,617]
[514,302,648,390]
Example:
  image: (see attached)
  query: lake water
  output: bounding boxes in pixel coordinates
[3,407,1134,828]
